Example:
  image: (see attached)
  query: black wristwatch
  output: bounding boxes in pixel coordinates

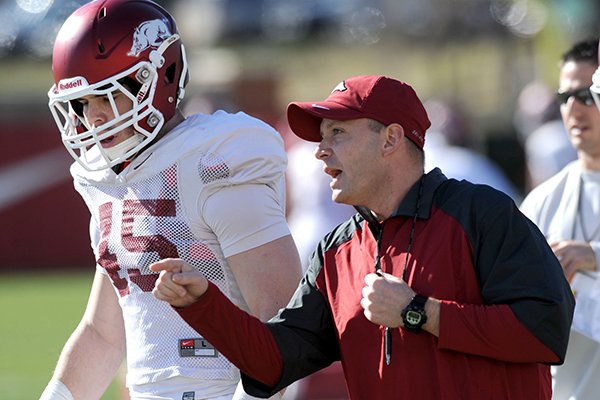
[401,294,428,333]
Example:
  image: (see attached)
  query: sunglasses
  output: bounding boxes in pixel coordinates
[556,88,595,106]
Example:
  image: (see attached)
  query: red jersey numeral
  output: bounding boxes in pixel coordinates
[97,199,180,296]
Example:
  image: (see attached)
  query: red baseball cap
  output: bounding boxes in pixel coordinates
[287,75,431,149]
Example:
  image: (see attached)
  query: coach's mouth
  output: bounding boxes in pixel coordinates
[324,166,341,179]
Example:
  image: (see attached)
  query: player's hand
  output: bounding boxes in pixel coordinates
[550,240,596,282]
[150,258,209,307]
[360,272,414,328]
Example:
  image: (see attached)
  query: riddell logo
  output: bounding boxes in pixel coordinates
[58,77,88,92]
[59,79,82,90]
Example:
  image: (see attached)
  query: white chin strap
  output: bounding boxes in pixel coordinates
[102,133,145,163]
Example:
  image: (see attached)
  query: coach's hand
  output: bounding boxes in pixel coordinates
[150,258,209,307]
[361,272,414,328]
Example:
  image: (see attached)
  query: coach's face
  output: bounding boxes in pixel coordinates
[316,118,387,207]
[559,60,600,162]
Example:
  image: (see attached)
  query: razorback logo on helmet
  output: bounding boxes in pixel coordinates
[331,81,348,93]
[128,19,172,57]
[58,77,89,93]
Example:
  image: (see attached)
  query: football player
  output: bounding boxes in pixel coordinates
[40,0,302,399]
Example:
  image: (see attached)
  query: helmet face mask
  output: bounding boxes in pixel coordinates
[49,61,164,171]
[48,0,188,172]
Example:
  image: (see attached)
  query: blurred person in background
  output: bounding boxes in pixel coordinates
[423,98,520,201]
[521,38,600,399]
[152,75,574,399]
[39,0,302,399]
[514,81,577,191]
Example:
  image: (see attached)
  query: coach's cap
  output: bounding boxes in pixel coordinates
[287,75,431,149]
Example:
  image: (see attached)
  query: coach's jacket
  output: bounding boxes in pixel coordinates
[176,168,575,400]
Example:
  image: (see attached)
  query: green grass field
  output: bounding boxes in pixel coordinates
[0,271,123,399]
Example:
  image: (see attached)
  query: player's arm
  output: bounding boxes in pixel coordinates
[203,183,302,399]
[226,234,302,321]
[202,183,303,321]
[40,270,126,400]
[227,235,300,399]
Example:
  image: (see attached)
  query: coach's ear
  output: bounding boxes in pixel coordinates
[381,123,404,157]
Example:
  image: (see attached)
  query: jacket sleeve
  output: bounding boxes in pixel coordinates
[439,185,575,364]
[438,302,562,363]
[258,272,340,393]
[175,271,340,398]
[175,282,284,387]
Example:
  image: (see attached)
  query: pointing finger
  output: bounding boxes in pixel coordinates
[149,258,185,273]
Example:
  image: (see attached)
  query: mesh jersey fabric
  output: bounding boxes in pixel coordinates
[71,111,290,394]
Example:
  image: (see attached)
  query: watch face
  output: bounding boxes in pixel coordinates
[405,310,422,326]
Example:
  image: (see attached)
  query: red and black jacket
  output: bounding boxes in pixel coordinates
[178,168,575,399]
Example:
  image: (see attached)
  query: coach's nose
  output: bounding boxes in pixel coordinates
[315,143,332,160]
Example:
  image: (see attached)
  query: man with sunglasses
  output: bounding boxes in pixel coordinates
[521,38,600,399]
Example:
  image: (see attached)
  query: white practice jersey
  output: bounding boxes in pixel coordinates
[71,111,290,396]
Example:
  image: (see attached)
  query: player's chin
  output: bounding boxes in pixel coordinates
[101,129,135,147]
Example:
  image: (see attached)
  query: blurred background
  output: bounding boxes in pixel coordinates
[1,0,599,398]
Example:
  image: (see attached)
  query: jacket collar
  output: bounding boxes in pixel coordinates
[355,168,447,223]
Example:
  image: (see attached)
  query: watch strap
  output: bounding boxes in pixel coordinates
[411,294,428,308]
[401,293,428,333]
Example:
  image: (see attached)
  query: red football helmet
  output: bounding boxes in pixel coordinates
[48,0,189,171]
